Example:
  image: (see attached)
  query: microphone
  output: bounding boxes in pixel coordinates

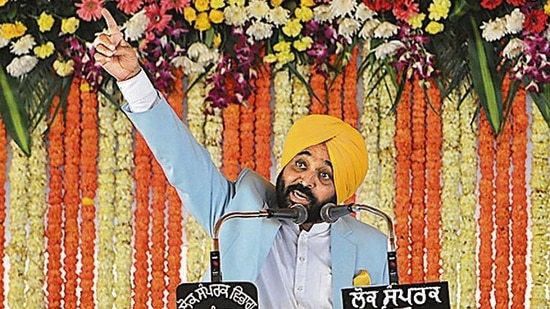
[209,205,308,282]
[265,204,308,225]
[321,202,399,285]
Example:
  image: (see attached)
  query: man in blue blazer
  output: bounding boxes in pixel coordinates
[94,9,388,308]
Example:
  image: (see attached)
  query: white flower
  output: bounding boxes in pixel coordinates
[359,19,381,39]
[373,21,399,39]
[246,21,273,40]
[247,0,270,20]
[7,55,38,77]
[270,6,290,26]
[187,42,210,61]
[123,10,149,41]
[338,18,361,43]
[503,38,526,59]
[0,36,9,49]
[505,9,524,35]
[224,5,249,27]
[198,49,220,66]
[172,56,205,75]
[480,18,506,42]
[373,40,405,60]
[355,3,376,22]
[329,0,356,18]
[10,34,36,56]
[313,4,334,22]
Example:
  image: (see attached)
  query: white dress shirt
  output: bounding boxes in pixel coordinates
[256,221,333,309]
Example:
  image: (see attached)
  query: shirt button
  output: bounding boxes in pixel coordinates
[298,257,305,262]
[297,286,303,291]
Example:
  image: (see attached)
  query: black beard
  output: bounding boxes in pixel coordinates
[275,173,336,224]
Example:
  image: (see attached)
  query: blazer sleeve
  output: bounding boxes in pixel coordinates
[123,93,235,236]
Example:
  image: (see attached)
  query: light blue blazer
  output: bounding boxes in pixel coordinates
[124,96,389,308]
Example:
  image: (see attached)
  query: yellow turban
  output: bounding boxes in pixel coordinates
[280,114,368,204]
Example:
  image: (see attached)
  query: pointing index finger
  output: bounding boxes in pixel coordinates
[102,8,122,46]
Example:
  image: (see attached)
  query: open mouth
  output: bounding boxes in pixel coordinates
[290,190,311,205]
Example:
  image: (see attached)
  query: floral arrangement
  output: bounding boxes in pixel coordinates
[0,0,549,154]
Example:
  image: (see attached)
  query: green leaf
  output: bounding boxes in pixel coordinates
[466,15,502,134]
[0,66,31,156]
[529,84,550,127]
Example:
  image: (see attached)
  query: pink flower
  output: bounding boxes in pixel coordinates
[392,0,419,22]
[116,0,144,15]
[161,0,190,13]
[145,4,172,32]
[75,0,105,22]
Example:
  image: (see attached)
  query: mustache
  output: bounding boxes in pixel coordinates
[285,183,315,202]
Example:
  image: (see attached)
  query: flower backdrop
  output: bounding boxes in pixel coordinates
[0,0,549,309]
[0,0,549,155]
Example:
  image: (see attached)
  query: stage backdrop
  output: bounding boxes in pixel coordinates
[0,0,549,309]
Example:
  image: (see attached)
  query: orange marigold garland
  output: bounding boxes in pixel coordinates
[151,159,167,308]
[240,90,256,171]
[343,46,359,127]
[222,73,241,181]
[425,83,442,282]
[394,78,412,283]
[80,81,98,308]
[0,116,6,306]
[328,55,343,119]
[494,81,512,308]
[309,68,327,114]
[166,69,184,306]
[133,132,152,309]
[510,87,528,309]
[46,96,64,308]
[410,78,427,283]
[254,64,272,179]
[63,78,82,309]
[477,112,495,309]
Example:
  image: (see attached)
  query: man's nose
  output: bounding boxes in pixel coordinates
[300,171,316,188]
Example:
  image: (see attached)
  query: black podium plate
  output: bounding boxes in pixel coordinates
[176,281,258,309]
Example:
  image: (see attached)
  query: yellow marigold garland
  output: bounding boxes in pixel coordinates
[46,96,64,308]
[529,98,550,308]
[358,59,381,229]
[26,118,48,308]
[0,115,6,307]
[113,95,135,309]
[440,89,461,306]
[97,87,117,308]
[510,87,528,309]
[272,68,293,171]
[291,64,310,122]
[458,88,478,308]
[7,140,29,307]
[425,83,442,282]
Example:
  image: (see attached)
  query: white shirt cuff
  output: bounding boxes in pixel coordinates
[117,69,158,112]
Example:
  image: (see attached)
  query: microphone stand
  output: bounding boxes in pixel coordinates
[211,210,269,282]
[351,204,399,285]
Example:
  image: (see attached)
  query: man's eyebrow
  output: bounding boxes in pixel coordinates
[296,150,333,169]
